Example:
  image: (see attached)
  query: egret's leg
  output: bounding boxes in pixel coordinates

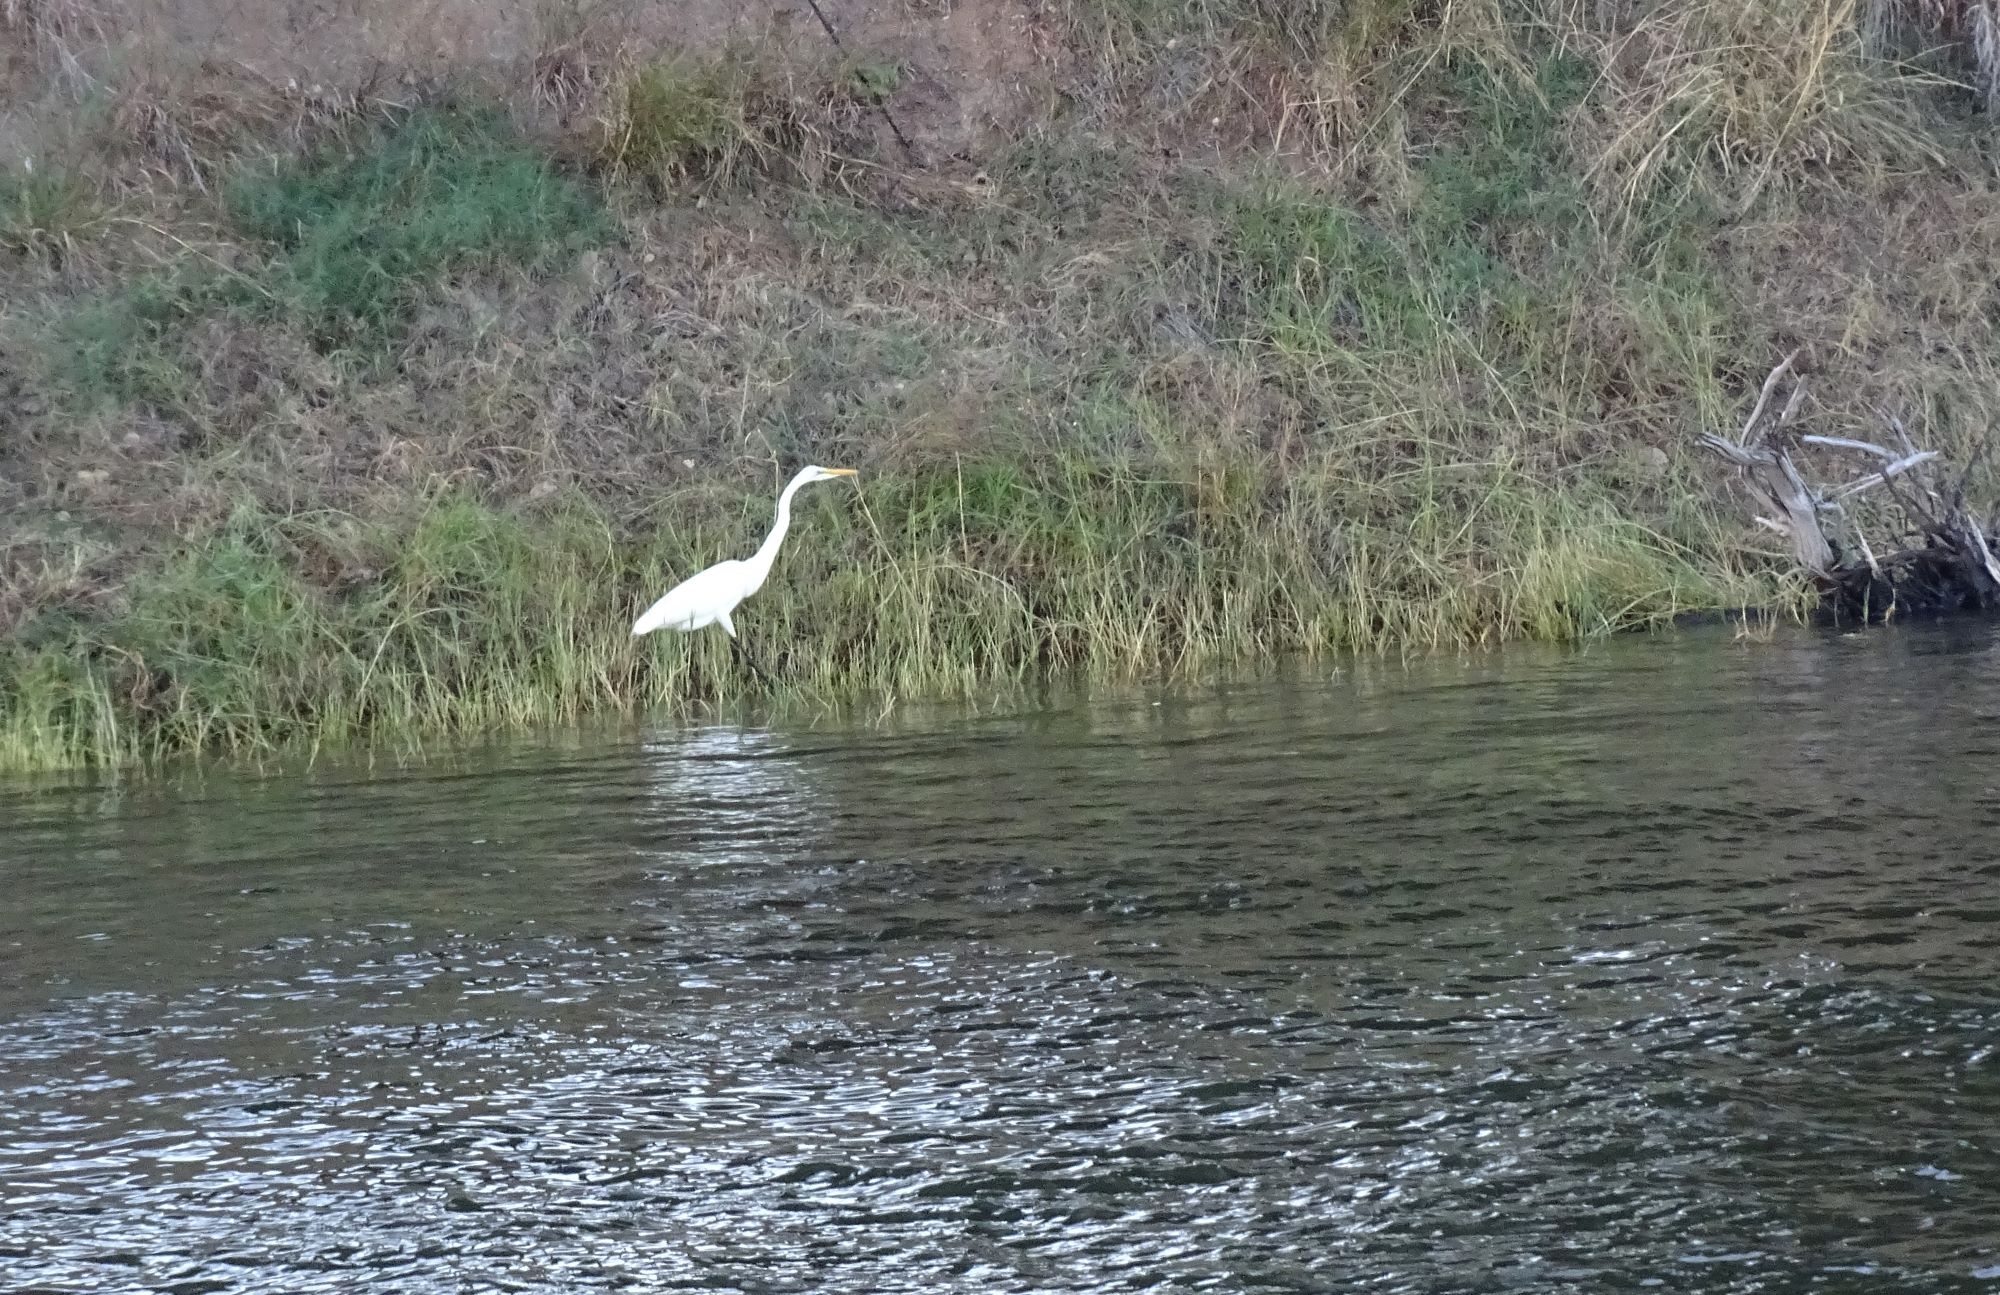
[734,643,777,686]
[716,613,776,686]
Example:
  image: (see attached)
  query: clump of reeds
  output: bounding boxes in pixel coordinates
[592,47,886,192]
[0,161,100,259]
[0,453,1784,773]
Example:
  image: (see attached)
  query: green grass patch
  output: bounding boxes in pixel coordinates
[44,105,610,408]
[1215,41,1744,449]
[598,56,763,187]
[1414,55,1594,246]
[1229,59,1601,365]
[48,271,232,412]
[0,451,1785,773]
[594,50,886,191]
[1232,195,1437,352]
[227,105,611,345]
[0,164,101,259]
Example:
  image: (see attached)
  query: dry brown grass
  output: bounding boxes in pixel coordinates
[1872,0,2000,103]
[1573,0,1949,218]
[2,0,1992,494]
[1,0,107,62]
[1058,0,1984,201]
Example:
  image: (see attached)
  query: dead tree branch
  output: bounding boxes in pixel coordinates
[1698,356,2000,620]
[1697,351,1834,575]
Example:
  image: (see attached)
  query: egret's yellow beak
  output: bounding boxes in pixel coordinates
[825,468,859,478]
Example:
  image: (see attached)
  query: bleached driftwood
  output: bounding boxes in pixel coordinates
[1699,354,2000,619]
[1698,351,1832,574]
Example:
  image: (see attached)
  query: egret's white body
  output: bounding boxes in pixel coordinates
[631,465,857,639]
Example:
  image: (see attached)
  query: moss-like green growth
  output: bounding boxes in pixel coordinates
[227,106,611,343]
[39,106,609,412]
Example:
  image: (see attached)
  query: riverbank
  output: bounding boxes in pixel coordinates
[3,0,1995,771]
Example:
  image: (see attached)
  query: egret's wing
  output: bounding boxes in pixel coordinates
[632,559,747,636]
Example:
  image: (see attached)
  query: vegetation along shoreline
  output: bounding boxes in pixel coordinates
[5,0,2000,773]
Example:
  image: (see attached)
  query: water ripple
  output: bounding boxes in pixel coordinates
[5,627,2000,1291]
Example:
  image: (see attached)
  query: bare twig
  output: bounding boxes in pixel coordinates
[1778,382,1808,429]
[1697,354,1833,574]
[798,0,919,164]
[1803,434,1896,459]
[1829,450,1943,500]
[1968,522,2000,586]
[1881,408,1922,457]
[1740,349,1799,450]
[1849,512,1883,576]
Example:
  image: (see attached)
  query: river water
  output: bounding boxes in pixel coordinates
[4,625,2000,1293]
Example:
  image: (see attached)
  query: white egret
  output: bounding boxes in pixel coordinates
[631,466,858,657]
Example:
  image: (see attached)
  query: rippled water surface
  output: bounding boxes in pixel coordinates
[7,626,2000,1293]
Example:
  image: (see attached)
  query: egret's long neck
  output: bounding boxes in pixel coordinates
[743,474,809,588]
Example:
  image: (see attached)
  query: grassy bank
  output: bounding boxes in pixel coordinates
[2,0,1995,771]
[2,457,1768,770]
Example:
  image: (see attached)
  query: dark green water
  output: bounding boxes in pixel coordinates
[5,625,2000,1293]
